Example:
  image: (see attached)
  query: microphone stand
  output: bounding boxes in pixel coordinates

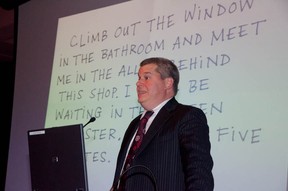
[116,165,158,191]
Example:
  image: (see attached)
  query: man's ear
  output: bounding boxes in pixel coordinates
[165,77,174,89]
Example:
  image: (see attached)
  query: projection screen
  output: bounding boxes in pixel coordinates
[44,0,288,190]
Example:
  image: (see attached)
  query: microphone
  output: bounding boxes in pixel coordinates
[83,117,96,127]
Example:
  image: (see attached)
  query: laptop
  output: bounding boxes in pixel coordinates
[27,124,88,191]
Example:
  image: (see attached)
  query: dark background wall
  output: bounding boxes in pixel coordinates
[0,1,19,189]
[1,61,14,191]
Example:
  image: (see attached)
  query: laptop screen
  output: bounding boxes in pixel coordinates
[27,124,88,191]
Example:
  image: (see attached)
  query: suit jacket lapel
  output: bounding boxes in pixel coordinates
[118,115,141,168]
[136,97,178,156]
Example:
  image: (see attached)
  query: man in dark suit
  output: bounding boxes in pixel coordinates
[110,57,214,191]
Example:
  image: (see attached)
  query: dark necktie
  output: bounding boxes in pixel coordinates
[118,110,154,190]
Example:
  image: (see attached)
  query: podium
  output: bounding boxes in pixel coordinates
[27,124,88,191]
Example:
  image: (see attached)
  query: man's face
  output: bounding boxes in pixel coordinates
[136,63,170,110]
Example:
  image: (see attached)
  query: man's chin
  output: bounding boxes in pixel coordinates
[137,97,145,104]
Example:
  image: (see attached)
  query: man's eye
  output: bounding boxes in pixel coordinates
[144,76,150,80]
[138,75,151,80]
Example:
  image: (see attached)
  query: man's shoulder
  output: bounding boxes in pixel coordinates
[175,102,206,117]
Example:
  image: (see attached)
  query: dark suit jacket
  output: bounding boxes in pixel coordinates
[111,97,214,191]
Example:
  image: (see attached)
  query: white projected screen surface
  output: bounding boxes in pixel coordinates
[45,0,288,190]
